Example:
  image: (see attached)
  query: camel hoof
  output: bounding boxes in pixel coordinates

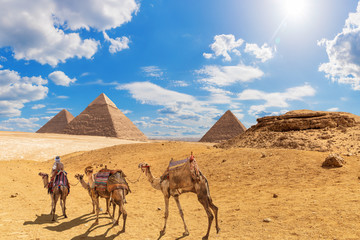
[94,220,99,225]
[120,228,125,233]
[160,230,166,236]
[216,227,220,234]
[202,236,209,240]
[52,219,55,222]
[183,231,189,236]
[113,221,119,226]
[64,215,68,218]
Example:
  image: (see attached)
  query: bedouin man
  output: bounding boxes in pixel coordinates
[48,156,65,193]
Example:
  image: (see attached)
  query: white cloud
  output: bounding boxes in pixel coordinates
[318,1,360,90]
[204,34,244,61]
[202,86,233,104]
[197,64,264,86]
[32,104,45,110]
[1,117,40,131]
[48,71,76,86]
[238,84,316,115]
[172,80,189,87]
[54,0,139,31]
[327,107,339,112]
[0,69,48,117]
[203,53,213,59]
[141,66,164,78]
[103,32,130,54]
[118,81,195,106]
[0,0,139,66]
[117,81,222,127]
[120,109,132,115]
[245,43,274,62]
[56,95,69,99]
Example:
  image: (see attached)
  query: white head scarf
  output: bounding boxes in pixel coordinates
[55,156,60,162]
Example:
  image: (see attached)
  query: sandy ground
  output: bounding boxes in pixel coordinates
[0,131,145,161]
[1,132,360,239]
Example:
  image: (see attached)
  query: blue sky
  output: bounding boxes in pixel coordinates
[0,0,360,139]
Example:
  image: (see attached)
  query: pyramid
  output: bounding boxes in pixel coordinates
[36,109,74,134]
[62,93,147,141]
[199,110,246,142]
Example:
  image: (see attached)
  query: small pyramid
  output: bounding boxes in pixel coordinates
[36,109,74,134]
[62,93,147,141]
[199,110,246,142]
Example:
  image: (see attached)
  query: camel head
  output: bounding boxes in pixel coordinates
[138,163,150,173]
[84,166,93,176]
[38,172,48,178]
[74,173,84,181]
[38,172,49,188]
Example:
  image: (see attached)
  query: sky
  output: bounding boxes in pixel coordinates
[0,0,360,139]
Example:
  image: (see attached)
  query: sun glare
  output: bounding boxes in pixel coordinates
[284,0,307,20]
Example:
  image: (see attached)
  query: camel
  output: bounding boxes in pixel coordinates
[38,172,69,221]
[82,167,129,231]
[138,159,220,240]
[74,173,97,214]
[74,173,117,216]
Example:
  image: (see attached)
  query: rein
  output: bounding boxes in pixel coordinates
[70,180,80,186]
[126,171,143,184]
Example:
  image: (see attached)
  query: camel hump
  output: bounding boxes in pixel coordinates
[169,158,193,190]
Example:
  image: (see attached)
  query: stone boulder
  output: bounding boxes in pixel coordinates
[322,153,345,168]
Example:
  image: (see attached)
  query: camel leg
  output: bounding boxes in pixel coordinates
[94,195,100,225]
[52,192,60,221]
[160,196,170,237]
[112,199,117,224]
[173,196,189,236]
[198,197,214,240]
[209,201,219,233]
[119,203,127,233]
[91,197,96,214]
[62,190,68,218]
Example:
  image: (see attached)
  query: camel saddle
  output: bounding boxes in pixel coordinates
[168,158,197,190]
[107,171,130,194]
[95,168,129,193]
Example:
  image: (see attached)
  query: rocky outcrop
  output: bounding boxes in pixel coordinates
[249,111,356,132]
[218,110,360,154]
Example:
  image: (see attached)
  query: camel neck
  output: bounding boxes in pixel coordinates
[146,167,161,190]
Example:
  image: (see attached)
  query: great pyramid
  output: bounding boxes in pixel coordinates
[199,110,246,142]
[62,93,147,141]
[36,109,74,134]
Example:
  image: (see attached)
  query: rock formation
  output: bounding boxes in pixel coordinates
[199,110,246,142]
[218,110,360,154]
[36,109,74,134]
[62,93,147,141]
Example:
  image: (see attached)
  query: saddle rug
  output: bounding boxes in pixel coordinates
[54,171,69,187]
[95,169,111,191]
[168,158,188,171]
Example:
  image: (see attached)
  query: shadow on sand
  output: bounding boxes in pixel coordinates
[71,222,124,240]
[23,213,59,225]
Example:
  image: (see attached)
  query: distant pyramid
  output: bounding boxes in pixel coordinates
[62,93,147,141]
[36,109,74,134]
[199,110,246,142]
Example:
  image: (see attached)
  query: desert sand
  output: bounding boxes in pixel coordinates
[1,131,360,239]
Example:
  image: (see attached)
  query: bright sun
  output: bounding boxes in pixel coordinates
[284,0,307,20]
